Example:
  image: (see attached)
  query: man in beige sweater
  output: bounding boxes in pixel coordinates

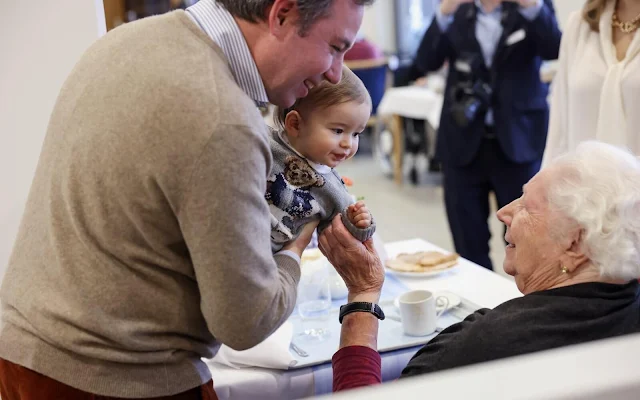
[0,0,372,399]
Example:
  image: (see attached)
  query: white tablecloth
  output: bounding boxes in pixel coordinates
[377,86,444,130]
[208,239,521,399]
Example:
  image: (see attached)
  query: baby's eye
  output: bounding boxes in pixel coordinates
[333,128,344,134]
[353,131,362,137]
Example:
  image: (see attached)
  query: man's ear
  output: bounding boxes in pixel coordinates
[284,110,303,137]
[267,0,299,37]
[561,228,590,273]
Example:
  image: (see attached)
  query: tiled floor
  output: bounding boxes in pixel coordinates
[335,155,511,279]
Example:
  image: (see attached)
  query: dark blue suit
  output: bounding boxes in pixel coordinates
[409,1,561,269]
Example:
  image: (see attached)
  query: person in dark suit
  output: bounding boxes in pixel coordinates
[408,0,561,270]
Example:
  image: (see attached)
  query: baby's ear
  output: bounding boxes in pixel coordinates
[284,111,302,137]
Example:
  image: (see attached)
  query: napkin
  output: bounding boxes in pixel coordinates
[212,321,297,370]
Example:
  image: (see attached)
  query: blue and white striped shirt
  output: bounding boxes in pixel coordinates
[186,0,269,105]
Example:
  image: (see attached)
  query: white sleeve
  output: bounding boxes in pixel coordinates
[542,12,580,168]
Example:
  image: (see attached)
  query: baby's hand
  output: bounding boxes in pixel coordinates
[348,201,372,229]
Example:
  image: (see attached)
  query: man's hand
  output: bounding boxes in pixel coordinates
[439,0,473,16]
[318,215,384,302]
[282,220,319,259]
[347,201,372,229]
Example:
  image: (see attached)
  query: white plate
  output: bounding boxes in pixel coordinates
[392,291,462,312]
[385,263,458,278]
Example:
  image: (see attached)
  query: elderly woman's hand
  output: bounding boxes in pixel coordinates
[318,215,385,301]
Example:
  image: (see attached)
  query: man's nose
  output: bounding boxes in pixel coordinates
[324,55,343,84]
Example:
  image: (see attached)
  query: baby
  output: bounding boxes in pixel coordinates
[266,66,376,252]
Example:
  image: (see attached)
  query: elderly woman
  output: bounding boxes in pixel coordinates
[319,141,640,391]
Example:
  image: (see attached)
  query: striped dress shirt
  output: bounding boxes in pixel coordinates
[186,0,269,105]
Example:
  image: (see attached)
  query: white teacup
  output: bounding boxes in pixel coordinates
[398,290,449,336]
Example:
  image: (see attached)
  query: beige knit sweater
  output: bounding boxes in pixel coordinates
[0,11,300,398]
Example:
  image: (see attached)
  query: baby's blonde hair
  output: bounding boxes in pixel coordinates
[274,66,372,130]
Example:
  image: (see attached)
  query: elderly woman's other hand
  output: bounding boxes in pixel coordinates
[319,215,385,301]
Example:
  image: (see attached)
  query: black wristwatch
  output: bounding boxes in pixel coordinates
[339,302,385,324]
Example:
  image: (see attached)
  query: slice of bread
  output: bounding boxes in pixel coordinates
[415,251,459,267]
[386,251,459,273]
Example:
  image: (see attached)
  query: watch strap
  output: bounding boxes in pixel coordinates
[339,302,385,324]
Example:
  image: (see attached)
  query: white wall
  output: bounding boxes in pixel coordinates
[0,1,106,281]
[361,0,397,53]
[555,0,586,28]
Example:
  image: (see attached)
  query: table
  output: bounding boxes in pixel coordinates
[208,239,521,400]
[376,86,444,185]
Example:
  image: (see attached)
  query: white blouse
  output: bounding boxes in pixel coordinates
[542,1,640,165]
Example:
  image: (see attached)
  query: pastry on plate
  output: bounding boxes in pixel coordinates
[386,251,459,273]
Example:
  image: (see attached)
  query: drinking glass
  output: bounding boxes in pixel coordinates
[296,257,331,342]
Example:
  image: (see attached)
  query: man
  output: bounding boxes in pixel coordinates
[408,0,561,269]
[0,0,371,398]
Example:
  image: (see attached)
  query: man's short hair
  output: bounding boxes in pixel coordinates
[216,0,375,34]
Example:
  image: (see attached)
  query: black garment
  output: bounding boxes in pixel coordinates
[401,281,640,377]
[443,139,540,270]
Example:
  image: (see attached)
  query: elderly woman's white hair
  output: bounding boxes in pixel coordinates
[547,141,640,280]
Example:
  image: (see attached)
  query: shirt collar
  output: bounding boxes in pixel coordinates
[186,0,269,105]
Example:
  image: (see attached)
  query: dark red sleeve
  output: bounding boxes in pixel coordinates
[332,346,382,392]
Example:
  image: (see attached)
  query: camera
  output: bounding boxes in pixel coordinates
[448,54,493,128]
